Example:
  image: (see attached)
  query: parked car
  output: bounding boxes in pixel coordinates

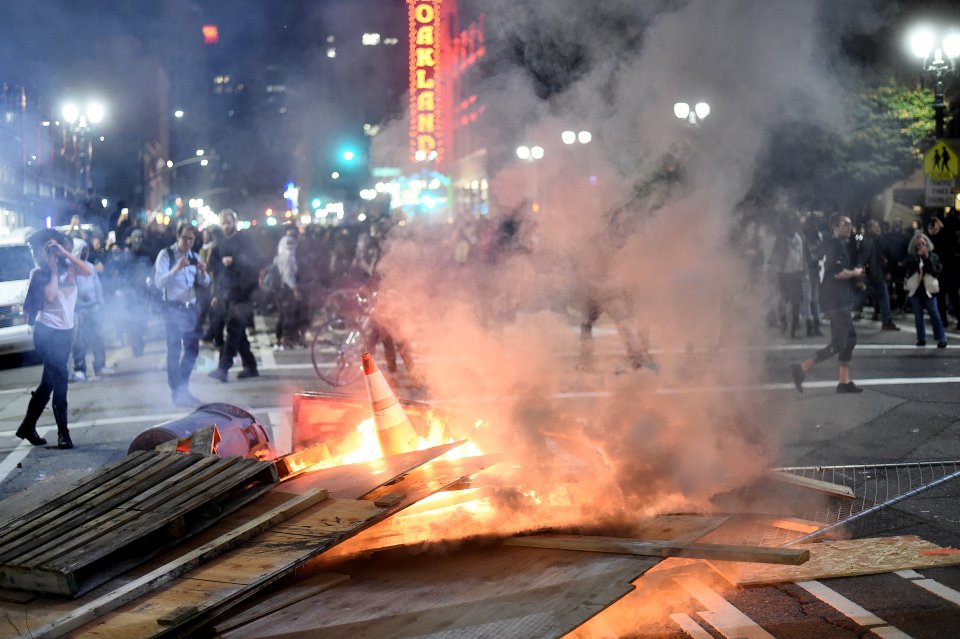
[0,229,37,355]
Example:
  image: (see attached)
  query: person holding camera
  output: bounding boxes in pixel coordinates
[155,222,210,407]
[17,230,93,449]
[904,232,947,349]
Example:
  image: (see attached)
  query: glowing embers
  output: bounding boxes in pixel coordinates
[408,0,443,162]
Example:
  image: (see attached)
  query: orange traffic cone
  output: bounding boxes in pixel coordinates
[362,352,419,455]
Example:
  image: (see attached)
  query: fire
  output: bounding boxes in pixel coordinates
[342,418,384,465]
[415,410,486,461]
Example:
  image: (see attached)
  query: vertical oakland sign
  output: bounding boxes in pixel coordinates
[408,0,443,163]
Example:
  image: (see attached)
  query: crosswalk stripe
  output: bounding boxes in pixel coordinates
[795,580,909,634]
[668,612,714,639]
[674,576,775,639]
[900,574,960,607]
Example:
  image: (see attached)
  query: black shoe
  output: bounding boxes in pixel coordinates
[208,368,228,382]
[836,382,864,394]
[917,340,927,347]
[57,432,74,449]
[790,364,805,393]
[871,313,880,321]
[15,425,46,446]
[881,322,900,331]
[938,341,948,349]
[237,367,259,379]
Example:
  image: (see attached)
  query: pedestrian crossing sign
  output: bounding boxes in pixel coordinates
[924,141,959,181]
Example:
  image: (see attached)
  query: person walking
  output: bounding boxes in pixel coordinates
[904,232,947,349]
[155,222,211,406]
[16,230,93,448]
[791,214,865,394]
[208,209,260,382]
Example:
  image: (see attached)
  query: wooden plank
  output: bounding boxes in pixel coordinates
[710,535,960,586]
[0,451,152,530]
[13,456,220,569]
[156,606,198,626]
[211,572,349,634]
[766,471,856,500]
[372,492,405,508]
[45,459,274,574]
[81,454,495,638]
[503,535,809,565]
[769,517,825,534]
[0,453,191,562]
[27,488,329,639]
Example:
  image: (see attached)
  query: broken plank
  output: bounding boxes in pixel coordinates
[766,471,855,500]
[211,572,349,634]
[79,453,498,638]
[709,535,960,587]
[503,535,809,565]
[769,517,826,534]
[373,492,405,508]
[27,488,328,639]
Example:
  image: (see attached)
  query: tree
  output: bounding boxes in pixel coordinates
[747,82,937,214]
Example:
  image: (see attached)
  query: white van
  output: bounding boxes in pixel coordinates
[0,228,37,355]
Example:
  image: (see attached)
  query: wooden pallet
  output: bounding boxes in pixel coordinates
[0,450,278,597]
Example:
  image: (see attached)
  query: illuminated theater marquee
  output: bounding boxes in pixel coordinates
[408,0,443,163]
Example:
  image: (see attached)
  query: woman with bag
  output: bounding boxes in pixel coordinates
[904,232,947,348]
[16,229,93,448]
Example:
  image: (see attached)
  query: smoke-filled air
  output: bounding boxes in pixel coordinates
[368,0,874,533]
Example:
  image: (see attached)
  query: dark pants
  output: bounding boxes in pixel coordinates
[275,285,302,344]
[219,302,257,372]
[778,272,804,335]
[73,306,106,375]
[910,291,946,343]
[163,303,201,395]
[814,310,857,364]
[866,277,893,325]
[26,323,73,431]
[936,269,959,328]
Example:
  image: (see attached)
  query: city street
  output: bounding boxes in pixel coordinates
[1,310,960,637]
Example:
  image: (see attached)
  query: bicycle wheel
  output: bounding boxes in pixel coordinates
[311,316,367,386]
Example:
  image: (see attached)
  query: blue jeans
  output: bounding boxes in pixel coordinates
[162,303,201,395]
[910,292,945,343]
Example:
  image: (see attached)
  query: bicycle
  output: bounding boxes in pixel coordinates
[310,287,376,387]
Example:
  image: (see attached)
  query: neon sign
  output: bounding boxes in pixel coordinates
[408,0,443,163]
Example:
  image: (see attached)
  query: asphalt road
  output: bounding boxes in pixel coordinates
[0,308,959,638]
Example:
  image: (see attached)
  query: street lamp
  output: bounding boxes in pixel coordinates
[908,26,960,138]
[61,100,106,192]
[674,101,710,126]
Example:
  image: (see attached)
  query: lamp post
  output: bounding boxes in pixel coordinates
[673,101,710,126]
[61,100,105,193]
[908,27,960,139]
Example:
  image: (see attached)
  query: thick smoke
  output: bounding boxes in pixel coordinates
[372,0,876,523]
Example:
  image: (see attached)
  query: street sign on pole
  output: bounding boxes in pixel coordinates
[923,141,959,207]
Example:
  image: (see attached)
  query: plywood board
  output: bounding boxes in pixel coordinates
[220,545,659,639]
[709,535,960,586]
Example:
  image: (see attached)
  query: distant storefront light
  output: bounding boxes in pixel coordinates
[202,25,219,45]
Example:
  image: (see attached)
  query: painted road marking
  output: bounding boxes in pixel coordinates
[668,612,714,639]
[253,315,276,369]
[674,576,774,639]
[896,571,960,607]
[795,580,912,637]
[0,428,55,482]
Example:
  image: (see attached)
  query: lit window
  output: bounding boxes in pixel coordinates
[383,37,399,45]
[326,35,335,43]
[327,47,336,58]
[362,33,381,46]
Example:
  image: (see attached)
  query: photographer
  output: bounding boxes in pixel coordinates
[155,222,210,406]
[16,230,93,449]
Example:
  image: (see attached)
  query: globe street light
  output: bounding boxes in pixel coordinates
[908,26,960,138]
[674,101,710,126]
[61,100,106,192]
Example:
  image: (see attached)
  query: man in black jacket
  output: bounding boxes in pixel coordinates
[859,220,898,331]
[208,209,260,382]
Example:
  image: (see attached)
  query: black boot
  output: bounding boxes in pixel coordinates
[806,319,814,337]
[53,402,73,449]
[15,391,47,446]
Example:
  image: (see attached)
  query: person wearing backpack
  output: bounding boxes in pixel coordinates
[18,229,93,448]
[154,222,210,406]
